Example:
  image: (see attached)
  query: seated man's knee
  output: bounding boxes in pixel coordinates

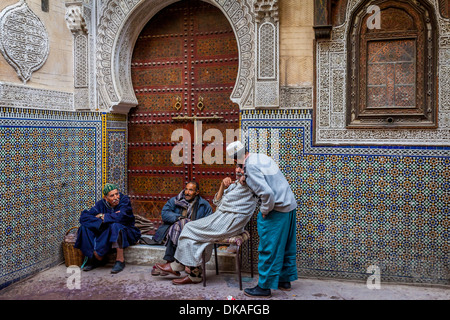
[109,222,126,232]
[78,224,95,235]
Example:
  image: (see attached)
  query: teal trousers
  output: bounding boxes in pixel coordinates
[257,209,298,290]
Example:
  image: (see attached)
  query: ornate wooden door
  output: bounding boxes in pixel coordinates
[128,0,239,221]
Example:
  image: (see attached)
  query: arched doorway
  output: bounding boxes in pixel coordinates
[128,0,240,221]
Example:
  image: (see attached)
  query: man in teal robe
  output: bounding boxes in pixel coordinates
[226,141,298,298]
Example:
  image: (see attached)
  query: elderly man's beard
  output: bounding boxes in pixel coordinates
[236,172,246,185]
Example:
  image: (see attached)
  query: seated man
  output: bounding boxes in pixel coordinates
[155,165,258,284]
[75,183,141,274]
[151,181,212,276]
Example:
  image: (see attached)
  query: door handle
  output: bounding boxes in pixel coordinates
[173,96,182,111]
[197,96,204,111]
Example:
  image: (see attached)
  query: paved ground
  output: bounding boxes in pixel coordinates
[0,263,448,300]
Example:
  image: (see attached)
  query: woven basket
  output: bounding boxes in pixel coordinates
[62,226,84,267]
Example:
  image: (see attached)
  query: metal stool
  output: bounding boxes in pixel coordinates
[201,229,253,290]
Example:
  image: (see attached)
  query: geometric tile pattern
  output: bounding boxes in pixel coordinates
[241,109,449,285]
[0,108,102,289]
[1,106,447,288]
[105,113,128,193]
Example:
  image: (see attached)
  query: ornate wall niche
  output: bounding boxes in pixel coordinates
[347,0,437,129]
[315,0,450,146]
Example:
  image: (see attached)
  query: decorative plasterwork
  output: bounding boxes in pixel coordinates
[65,3,88,89]
[65,1,91,111]
[0,82,74,111]
[280,86,313,109]
[0,0,50,84]
[315,0,450,146]
[95,0,263,114]
[254,0,279,108]
[254,0,279,22]
[65,2,88,34]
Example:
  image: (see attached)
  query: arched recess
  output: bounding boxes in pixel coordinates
[96,0,255,114]
[346,0,438,128]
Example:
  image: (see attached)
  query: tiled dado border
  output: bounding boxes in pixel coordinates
[0,107,104,289]
[240,109,449,285]
[104,113,128,194]
[0,108,130,289]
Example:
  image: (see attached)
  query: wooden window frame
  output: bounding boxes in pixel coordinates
[347,0,437,129]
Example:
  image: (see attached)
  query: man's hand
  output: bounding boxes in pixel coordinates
[96,213,104,221]
[222,177,232,188]
[215,177,232,202]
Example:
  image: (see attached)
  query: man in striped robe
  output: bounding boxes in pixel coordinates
[155,165,258,285]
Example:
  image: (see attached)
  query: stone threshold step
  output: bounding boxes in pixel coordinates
[107,244,239,272]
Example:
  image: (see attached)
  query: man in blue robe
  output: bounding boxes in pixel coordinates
[227,141,298,298]
[74,183,141,273]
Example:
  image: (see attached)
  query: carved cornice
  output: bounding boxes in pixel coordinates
[254,0,279,22]
[65,1,88,34]
[314,0,332,39]
[0,82,74,111]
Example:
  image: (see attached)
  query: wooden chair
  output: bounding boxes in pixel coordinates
[201,228,254,290]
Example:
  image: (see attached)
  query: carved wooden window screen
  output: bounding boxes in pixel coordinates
[347,0,437,128]
[366,39,416,109]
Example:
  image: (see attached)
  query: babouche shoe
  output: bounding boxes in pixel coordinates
[172,275,202,285]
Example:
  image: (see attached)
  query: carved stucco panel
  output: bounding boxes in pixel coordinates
[0,82,73,111]
[0,0,50,84]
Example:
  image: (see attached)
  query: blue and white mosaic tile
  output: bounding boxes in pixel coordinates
[241,109,449,285]
[0,108,102,289]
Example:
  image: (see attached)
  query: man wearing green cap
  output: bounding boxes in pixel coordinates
[75,183,141,273]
